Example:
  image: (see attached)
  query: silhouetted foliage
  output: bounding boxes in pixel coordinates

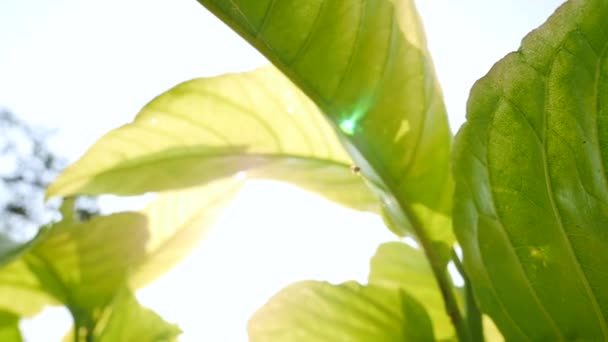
[0,109,98,239]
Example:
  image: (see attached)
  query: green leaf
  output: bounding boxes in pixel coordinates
[96,290,181,342]
[368,242,453,340]
[453,0,608,340]
[24,213,148,324]
[0,226,62,317]
[195,0,453,245]
[47,67,378,214]
[248,280,434,342]
[0,259,58,317]
[130,179,243,288]
[0,311,22,342]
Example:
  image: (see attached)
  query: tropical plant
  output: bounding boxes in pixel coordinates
[1,0,607,340]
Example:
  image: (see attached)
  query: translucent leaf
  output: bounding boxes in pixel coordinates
[47,67,378,214]
[0,259,57,317]
[368,242,453,340]
[248,280,434,342]
[25,213,148,321]
[453,0,608,339]
[195,0,454,246]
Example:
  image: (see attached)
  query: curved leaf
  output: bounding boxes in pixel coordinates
[25,213,148,319]
[130,179,243,288]
[248,280,434,342]
[47,67,378,214]
[195,0,453,245]
[453,0,608,340]
[368,242,453,340]
[0,212,149,336]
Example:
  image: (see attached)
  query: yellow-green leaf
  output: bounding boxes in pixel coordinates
[248,280,434,342]
[25,213,148,318]
[368,242,453,340]
[48,67,378,214]
[0,259,58,317]
[195,0,453,246]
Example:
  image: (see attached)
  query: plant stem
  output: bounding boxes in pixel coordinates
[73,314,94,342]
[396,200,471,342]
[453,250,484,342]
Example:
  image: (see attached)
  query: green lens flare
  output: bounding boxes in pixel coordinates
[339,118,357,135]
[338,99,372,136]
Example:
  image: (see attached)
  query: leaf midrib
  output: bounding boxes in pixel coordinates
[55,150,354,192]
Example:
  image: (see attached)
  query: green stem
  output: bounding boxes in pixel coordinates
[453,250,484,342]
[73,313,94,342]
[397,202,471,342]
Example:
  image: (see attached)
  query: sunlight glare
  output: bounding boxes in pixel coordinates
[137,180,395,341]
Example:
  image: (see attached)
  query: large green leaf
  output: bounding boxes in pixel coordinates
[47,67,378,214]
[453,0,608,340]
[248,280,434,342]
[195,0,453,245]
[368,242,453,340]
[0,311,22,342]
[130,179,243,288]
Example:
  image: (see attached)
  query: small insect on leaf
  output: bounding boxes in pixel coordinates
[351,165,361,175]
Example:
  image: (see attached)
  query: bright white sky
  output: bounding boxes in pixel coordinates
[0,0,563,341]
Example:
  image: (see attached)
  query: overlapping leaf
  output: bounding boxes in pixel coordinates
[0,180,240,319]
[248,280,434,342]
[47,67,378,214]
[195,0,453,245]
[0,211,151,337]
[25,212,148,316]
[453,0,608,339]
[368,242,453,340]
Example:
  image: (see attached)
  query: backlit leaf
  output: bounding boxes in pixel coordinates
[195,0,453,246]
[248,280,434,342]
[47,67,378,214]
[0,259,58,317]
[453,0,608,339]
[368,242,453,340]
[25,212,148,325]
